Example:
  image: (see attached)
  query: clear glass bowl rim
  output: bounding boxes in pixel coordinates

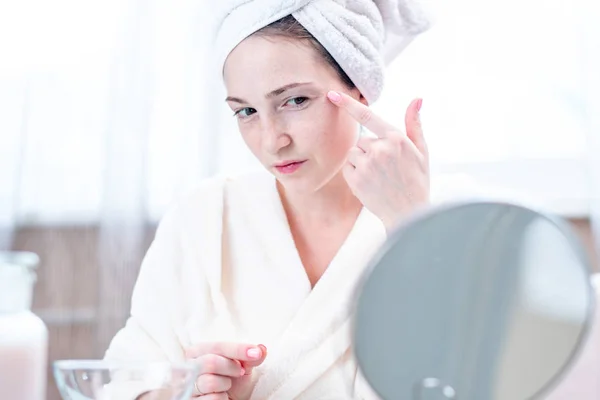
[53,359,199,372]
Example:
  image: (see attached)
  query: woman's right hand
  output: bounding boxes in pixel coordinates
[184,342,268,400]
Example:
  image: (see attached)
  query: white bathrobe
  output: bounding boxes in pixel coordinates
[104,169,600,399]
[104,170,387,399]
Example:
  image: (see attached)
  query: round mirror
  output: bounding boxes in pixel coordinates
[353,202,596,400]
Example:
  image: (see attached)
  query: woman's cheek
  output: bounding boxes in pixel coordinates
[282,108,321,138]
[306,103,338,140]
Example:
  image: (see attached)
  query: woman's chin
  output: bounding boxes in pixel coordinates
[270,163,344,195]
[274,173,321,195]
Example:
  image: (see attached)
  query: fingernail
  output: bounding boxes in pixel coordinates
[327,90,341,102]
[240,368,246,376]
[247,347,261,359]
[416,98,423,112]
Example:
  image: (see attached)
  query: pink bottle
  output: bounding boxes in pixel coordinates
[0,252,48,400]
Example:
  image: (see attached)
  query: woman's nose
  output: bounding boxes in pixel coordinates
[262,118,291,154]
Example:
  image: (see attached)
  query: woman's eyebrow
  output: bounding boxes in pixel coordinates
[225,82,314,103]
[265,82,313,98]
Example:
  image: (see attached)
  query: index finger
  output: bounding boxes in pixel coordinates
[185,342,263,362]
[327,90,396,138]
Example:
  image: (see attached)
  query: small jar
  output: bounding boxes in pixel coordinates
[0,251,48,400]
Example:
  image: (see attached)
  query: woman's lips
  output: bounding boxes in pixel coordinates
[274,160,306,174]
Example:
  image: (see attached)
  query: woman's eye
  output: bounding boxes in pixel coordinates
[234,107,256,118]
[286,97,308,107]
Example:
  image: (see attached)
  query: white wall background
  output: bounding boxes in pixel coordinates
[0,0,598,230]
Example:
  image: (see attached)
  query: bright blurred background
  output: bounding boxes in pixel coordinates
[1,0,599,399]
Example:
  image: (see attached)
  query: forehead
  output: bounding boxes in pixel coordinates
[223,35,338,91]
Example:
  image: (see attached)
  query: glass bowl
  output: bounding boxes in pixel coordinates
[53,360,199,400]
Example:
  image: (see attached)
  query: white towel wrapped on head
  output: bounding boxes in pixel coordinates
[211,0,432,104]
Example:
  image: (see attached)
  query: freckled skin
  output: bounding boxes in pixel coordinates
[223,35,364,195]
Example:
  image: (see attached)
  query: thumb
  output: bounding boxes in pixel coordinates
[240,344,267,374]
[405,98,427,156]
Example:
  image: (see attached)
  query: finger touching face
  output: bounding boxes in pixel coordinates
[326,90,395,138]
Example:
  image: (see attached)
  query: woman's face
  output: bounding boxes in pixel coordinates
[223,35,364,194]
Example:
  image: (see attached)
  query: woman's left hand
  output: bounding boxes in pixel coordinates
[327,90,430,232]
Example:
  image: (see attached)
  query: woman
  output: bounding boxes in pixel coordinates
[105,0,600,398]
[104,0,432,399]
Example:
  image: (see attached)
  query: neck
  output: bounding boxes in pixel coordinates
[277,172,362,225]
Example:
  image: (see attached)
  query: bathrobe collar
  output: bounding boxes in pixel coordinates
[245,172,387,399]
